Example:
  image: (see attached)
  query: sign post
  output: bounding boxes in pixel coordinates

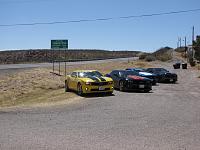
[51,40,68,76]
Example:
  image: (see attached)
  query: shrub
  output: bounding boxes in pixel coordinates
[152,47,173,62]
[138,53,148,60]
[145,55,156,62]
[157,54,172,62]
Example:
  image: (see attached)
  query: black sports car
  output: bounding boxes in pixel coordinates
[126,68,158,85]
[145,68,178,83]
[107,70,152,92]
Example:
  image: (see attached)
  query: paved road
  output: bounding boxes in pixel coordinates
[0,66,200,149]
[0,57,137,75]
[0,57,137,70]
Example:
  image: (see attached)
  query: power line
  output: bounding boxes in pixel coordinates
[1,8,200,27]
[0,0,53,4]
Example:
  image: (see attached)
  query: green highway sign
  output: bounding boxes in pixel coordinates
[51,40,68,49]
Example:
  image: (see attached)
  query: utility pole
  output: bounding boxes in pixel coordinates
[184,36,187,59]
[192,26,195,44]
[185,36,187,47]
[177,37,179,48]
[192,26,195,60]
[177,41,179,48]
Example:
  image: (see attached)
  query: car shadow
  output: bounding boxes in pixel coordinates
[83,93,115,98]
[158,82,179,84]
[114,89,154,93]
[125,91,154,94]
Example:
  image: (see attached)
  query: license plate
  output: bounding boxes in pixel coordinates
[99,87,105,91]
[170,79,173,82]
[139,85,145,88]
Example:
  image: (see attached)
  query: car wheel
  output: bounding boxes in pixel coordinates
[107,92,113,96]
[119,81,125,91]
[172,80,176,84]
[144,89,151,93]
[77,83,83,96]
[65,80,69,92]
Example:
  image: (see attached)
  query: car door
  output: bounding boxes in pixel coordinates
[68,72,78,90]
[110,71,120,88]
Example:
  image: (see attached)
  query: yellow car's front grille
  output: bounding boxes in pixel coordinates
[90,88,111,91]
[90,82,109,86]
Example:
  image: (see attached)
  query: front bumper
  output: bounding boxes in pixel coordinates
[82,84,114,94]
[159,76,177,82]
[124,80,152,91]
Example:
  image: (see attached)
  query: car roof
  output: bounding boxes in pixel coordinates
[73,70,97,73]
[127,68,144,70]
[112,70,134,72]
[147,68,163,69]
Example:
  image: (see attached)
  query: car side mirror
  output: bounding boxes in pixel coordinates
[105,74,111,77]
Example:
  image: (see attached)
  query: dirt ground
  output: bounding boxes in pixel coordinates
[0,60,152,108]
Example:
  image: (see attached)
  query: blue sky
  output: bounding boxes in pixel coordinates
[0,0,200,52]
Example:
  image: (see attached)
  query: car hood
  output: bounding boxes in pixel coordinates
[127,75,150,81]
[139,72,154,76]
[81,76,113,82]
[157,72,176,75]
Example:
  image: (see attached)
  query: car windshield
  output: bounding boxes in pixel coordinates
[135,68,146,72]
[78,71,103,78]
[121,71,138,77]
[128,68,145,72]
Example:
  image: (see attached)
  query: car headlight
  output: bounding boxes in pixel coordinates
[108,81,113,84]
[85,82,92,85]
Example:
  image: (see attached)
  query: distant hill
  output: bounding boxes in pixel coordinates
[0,49,141,64]
[139,47,173,62]
[152,47,173,61]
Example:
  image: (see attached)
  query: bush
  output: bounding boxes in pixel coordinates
[190,61,196,67]
[138,53,148,60]
[157,54,172,62]
[152,47,173,62]
[145,55,156,62]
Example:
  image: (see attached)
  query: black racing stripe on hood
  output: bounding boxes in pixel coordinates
[98,76,106,82]
[87,76,100,82]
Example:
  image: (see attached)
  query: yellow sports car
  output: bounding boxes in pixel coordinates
[65,70,114,96]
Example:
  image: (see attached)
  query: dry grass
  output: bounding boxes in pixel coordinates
[0,68,74,107]
[0,60,152,108]
[59,60,152,75]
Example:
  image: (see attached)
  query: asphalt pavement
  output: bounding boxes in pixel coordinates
[0,57,137,70]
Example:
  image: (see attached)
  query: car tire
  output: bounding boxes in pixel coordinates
[172,80,176,84]
[107,92,113,96]
[65,80,69,92]
[144,89,151,93]
[119,81,125,91]
[77,83,83,96]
